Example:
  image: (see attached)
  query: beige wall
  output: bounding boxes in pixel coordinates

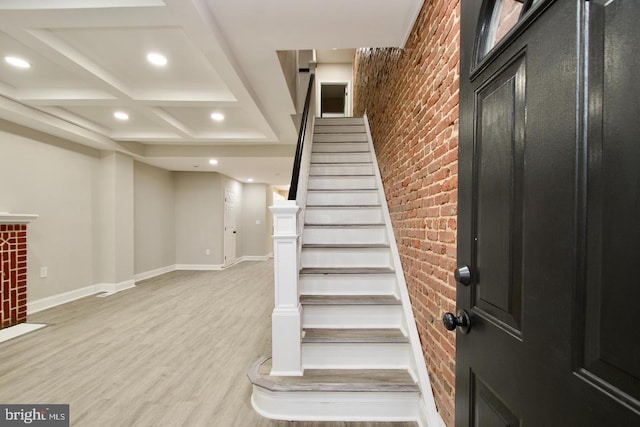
[0,121,100,301]
[174,172,224,265]
[94,152,134,284]
[0,119,274,302]
[134,161,175,274]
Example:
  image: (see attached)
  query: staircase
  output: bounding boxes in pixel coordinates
[250,117,439,426]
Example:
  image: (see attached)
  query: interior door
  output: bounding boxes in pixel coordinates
[455,0,640,425]
[224,188,237,266]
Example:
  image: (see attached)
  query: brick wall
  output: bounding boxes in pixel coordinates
[0,224,28,329]
[353,1,460,425]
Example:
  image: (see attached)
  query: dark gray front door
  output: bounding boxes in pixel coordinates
[456,0,640,425]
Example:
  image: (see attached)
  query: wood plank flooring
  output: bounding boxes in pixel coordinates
[0,260,415,427]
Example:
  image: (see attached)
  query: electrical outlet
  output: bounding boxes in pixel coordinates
[205,249,210,255]
[40,267,48,278]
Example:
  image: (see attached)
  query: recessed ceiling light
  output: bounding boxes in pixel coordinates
[4,56,31,69]
[247,178,254,182]
[210,112,225,122]
[208,159,218,165]
[114,111,129,120]
[147,52,167,67]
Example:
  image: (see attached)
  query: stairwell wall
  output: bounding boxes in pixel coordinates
[353,1,460,425]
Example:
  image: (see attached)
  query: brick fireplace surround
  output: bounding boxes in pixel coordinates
[0,213,37,330]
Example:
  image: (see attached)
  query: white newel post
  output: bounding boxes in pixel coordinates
[269,200,303,376]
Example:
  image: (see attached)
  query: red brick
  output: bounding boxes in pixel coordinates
[354,2,460,425]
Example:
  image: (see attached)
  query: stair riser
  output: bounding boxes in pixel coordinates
[302,305,403,329]
[301,248,391,268]
[311,153,371,163]
[312,143,370,153]
[299,274,397,295]
[305,207,384,224]
[307,191,379,206]
[315,125,366,134]
[252,388,420,421]
[308,176,377,190]
[302,343,410,369]
[302,227,387,245]
[313,133,368,143]
[316,117,364,126]
[309,164,374,176]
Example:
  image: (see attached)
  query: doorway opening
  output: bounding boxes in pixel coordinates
[320,83,348,117]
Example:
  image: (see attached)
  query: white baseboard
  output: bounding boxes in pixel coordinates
[28,284,103,314]
[28,279,136,314]
[134,265,176,282]
[95,279,136,297]
[175,264,224,271]
[239,255,271,262]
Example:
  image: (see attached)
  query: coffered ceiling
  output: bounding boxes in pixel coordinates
[0,0,423,185]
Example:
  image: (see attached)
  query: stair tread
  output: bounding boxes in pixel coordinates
[302,243,389,249]
[312,142,369,146]
[309,162,373,166]
[311,150,370,154]
[314,131,366,135]
[300,295,400,305]
[302,328,409,343]
[304,223,386,227]
[249,357,418,393]
[307,189,377,192]
[307,189,378,192]
[306,205,381,208]
[310,162,373,165]
[300,267,394,275]
[305,205,382,209]
[309,174,375,177]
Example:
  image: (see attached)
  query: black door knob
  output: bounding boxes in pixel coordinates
[442,309,471,334]
[454,265,472,285]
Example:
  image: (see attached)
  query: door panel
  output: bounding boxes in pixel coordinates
[471,372,519,427]
[224,188,237,266]
[458,0,640,425]
[580,0,640,411]
[474,55,525,335]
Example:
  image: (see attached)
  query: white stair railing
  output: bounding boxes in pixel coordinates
[269,69,316,376]
[269,201,303,375]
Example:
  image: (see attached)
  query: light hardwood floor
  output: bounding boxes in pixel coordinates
[0,260,416,427]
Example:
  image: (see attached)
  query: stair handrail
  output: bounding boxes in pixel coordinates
[288,73,315,200]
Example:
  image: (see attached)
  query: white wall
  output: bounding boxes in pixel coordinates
[265,187,274,256]
[241,183,269,258]
[277,50,298,109]
[174,172,224,266]
[134,161,175,275]
[0,120,99,301]
[316,63,354,117]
